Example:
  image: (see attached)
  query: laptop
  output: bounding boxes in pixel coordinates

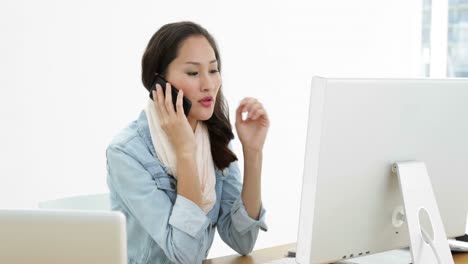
[0,209,127,264]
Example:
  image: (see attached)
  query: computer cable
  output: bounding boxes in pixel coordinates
[421,226,442,264]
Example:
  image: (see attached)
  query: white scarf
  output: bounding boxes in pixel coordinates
[144,99,216,214]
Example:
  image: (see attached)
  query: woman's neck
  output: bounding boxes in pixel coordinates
[188,117,198,132]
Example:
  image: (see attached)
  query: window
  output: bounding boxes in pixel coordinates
[448,0,468,77]
[422,0,468,77]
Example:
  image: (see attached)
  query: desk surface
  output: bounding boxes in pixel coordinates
[204,243,468,264]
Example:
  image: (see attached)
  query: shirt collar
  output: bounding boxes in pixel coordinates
[136,110,157,159]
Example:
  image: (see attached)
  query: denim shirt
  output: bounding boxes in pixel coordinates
[106,111,268,264]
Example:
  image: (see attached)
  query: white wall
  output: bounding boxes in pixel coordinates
[0,0,422,258]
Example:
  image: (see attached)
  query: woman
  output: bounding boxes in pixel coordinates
[106,21,269,264]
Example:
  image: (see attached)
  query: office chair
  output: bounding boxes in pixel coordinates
[38,193,111,211]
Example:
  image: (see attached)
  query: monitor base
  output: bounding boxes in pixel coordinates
[393,161,454,264]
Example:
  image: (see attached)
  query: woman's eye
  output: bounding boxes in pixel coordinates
[187,70,218,76]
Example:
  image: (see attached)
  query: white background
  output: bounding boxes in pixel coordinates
[0,0,423,258]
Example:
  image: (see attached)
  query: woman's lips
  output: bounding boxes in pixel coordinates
[198,97,213,107]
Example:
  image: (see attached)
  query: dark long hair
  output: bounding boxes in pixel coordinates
[141,21,237,169]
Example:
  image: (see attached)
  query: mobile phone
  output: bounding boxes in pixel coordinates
[149,75,192,116]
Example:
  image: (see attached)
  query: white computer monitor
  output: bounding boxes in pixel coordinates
[0,209,127,264]
[296,77,468,264]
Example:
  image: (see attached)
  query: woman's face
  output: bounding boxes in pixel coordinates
[165,35,221,128]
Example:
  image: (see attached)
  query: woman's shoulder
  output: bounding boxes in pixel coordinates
[108,120,141,149]
[106,111,153,158]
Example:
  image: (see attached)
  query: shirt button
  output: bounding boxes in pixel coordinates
[222,169,228,176]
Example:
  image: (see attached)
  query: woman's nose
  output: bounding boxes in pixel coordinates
[200,73,214,91]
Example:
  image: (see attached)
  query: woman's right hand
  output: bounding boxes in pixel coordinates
[152,83,196,157]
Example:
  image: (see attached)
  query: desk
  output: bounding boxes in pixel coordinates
[204,243,468,264]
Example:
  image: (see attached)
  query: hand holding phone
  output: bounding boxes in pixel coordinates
[149,75,192,116]
[149,75,197,156]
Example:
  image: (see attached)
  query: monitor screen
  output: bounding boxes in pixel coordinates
[296,77,468,264]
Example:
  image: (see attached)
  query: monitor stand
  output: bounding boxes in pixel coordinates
[393,161,454,264]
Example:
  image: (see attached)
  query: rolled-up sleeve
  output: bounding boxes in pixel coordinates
[216,159,268,256]
[106,144,209,264]
[230,197,268,235]
[170,195,211,238]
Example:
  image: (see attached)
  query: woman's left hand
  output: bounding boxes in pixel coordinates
[235,97,270,152]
